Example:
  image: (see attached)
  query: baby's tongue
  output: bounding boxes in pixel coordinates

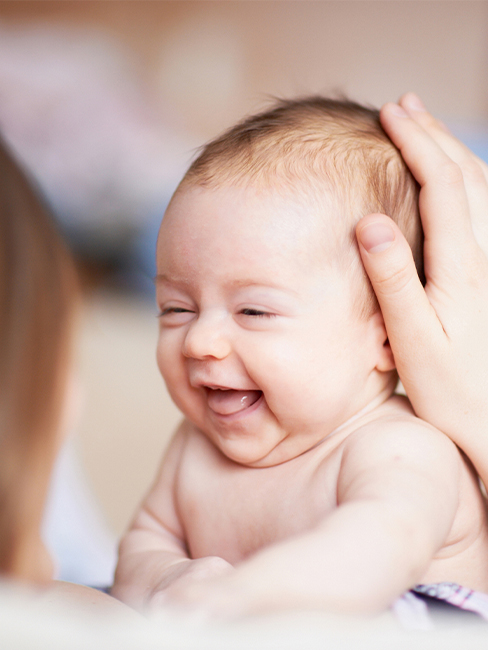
[207,389,261,415]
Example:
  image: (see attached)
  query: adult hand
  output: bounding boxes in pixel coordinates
[356,92,488,485]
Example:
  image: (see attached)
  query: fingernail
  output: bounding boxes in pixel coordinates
[387,104,408,118]
[405,93,427,112]
[358,222,395,253]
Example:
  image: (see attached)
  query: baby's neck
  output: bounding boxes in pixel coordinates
[301,382,398,457]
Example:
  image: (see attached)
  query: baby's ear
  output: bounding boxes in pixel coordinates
[369,311,396,372]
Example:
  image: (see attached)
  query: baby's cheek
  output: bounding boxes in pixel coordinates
[156,341,193,410]
[156,339,180,385]
[155,343,168,378]
[252,342,308,399]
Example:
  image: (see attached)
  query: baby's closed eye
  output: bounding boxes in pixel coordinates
[160,307,194,316]
[239,308,276,318]
[158,305,196,326]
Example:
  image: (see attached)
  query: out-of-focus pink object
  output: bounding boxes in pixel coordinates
[0,22,192,256]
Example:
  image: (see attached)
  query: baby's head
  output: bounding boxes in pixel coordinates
[156,97,422,467]
[178,96,422,316]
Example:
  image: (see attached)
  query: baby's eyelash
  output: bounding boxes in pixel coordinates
[158,307,193,317]
[240,308,276,318]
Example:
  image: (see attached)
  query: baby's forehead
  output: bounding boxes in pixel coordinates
[165,183,361,291]
[166,180,352,260]
[173,179,341,226]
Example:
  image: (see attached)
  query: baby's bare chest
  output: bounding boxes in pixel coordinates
[176,439,342,563]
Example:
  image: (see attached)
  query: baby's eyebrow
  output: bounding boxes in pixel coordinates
[154,274,300,299]
[154,273,189,287]
[229,279,299,296]
[154,274,169,284]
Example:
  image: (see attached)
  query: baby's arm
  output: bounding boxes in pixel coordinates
[112,422,232,611]
[163,421,461,616]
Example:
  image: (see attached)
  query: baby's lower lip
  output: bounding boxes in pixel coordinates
[206,388,263,417]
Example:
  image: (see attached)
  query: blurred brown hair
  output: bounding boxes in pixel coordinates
[0,137,77,580]
[181,96,423,315]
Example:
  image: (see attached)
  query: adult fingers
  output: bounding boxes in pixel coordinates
[399,93,488,254]
[400,93,488,185]
[380,102,475,271]
[356,215,446,377]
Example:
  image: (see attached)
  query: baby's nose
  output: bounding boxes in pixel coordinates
[182,313,231,360]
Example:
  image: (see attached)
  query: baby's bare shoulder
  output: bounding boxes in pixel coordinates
[338,396,464,494]
[346,395,460,456]
[149,419,207,492]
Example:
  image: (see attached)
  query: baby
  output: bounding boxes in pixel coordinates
[113,97,488,619]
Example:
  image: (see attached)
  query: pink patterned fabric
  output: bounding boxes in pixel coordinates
[392,583,488,630]
[414,583,488,618]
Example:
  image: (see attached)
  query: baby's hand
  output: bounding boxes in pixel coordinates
[148,556,234,611]
[153,570,251,621]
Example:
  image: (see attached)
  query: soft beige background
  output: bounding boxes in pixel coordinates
[2,1,488,140]
[77,290,182,536]
[1,1,487,536]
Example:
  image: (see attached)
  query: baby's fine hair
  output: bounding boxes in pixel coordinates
[181,96,423,315]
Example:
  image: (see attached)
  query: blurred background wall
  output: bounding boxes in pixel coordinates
[4,1,487,139]
[0,0,487,583]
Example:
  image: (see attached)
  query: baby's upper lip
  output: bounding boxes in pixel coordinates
[196,382,247,392]
[190,376,257,392]
[202,383,232,390]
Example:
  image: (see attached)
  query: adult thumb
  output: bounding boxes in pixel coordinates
[356,214,438,360]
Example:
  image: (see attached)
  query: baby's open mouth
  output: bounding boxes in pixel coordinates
[206,388,262,416]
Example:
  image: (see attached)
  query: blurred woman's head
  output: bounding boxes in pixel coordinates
[0,137,77,582]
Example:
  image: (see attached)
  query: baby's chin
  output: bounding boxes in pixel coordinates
[202,427,303,468]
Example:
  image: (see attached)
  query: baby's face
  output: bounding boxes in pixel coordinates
[156,184,388,467]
